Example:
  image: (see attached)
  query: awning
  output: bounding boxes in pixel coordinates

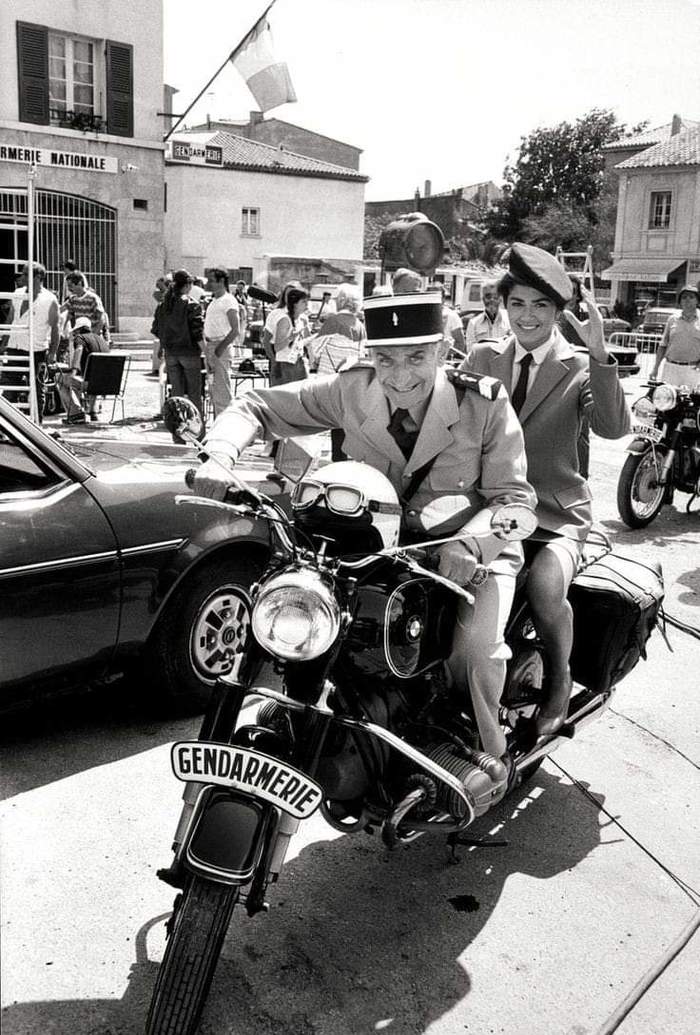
[601,258,685,282]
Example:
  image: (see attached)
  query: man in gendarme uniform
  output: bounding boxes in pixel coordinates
[195,292,536,782]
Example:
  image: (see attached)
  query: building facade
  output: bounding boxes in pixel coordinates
[366,180,501,240]
[603,124,700,312]
[0,1,165,334]
[164,130,367,292]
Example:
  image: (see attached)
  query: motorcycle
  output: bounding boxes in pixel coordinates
[145,402,653,1035]
[617,378,700,527]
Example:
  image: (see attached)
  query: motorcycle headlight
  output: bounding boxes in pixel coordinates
[252,569,340,661]
[651,384,678,412]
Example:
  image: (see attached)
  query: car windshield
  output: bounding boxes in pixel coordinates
[0,396,96,476]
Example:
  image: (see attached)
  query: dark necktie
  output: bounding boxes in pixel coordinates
[387,407,418,460]
[511,353,533,415]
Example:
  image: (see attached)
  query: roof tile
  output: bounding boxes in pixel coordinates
[207,131,368,181]
[616,126,700,169]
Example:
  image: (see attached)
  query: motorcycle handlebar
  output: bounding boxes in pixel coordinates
[184,467,263,509]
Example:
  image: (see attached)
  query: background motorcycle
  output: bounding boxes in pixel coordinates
[144,402,639,1035]
[618,379,700,527]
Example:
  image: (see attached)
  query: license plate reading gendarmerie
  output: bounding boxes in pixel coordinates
[171,742,323,819]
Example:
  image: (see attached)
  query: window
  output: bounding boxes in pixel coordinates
[241,208,260,236]
[0,423,57,495]
[649,191,672,230]
[133,198,148,210]
[17,22,133,136]
[49,33,96,124]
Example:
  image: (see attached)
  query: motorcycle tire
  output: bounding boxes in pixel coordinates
[149,552,265,712]
[146,877,239,1035]
[617,448,666,528]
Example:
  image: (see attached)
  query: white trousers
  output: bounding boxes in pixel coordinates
[447,572,516,758]
[204,339,233,417]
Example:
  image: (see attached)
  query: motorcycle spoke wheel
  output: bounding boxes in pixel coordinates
[146,877,239,1035]
[617,450,666,527]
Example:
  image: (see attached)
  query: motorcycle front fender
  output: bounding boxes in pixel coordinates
[182,786,276,885]
[626,437,666,456]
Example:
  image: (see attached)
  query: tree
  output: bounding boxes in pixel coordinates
[520,202,592,253]
[486,109,645,244]
[363,212,395,262]
[444,232,509,268]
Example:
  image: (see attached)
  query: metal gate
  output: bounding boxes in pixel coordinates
[0,188,117,323]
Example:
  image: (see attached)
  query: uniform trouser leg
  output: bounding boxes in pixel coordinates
[447,572,516,759]
[204,341,233,417]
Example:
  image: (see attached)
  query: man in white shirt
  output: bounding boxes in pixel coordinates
[465,281,510,349]
[203,268,239,417]
[1,263,59,420]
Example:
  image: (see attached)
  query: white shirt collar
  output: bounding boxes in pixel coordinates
[513,331,556,366]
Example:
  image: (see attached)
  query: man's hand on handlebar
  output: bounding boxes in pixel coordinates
[193,455,248,501]
[437,540,478,586]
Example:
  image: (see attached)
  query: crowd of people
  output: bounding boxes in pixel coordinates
[0,259,112,423]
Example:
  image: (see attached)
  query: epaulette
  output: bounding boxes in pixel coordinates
[446,368,503,401]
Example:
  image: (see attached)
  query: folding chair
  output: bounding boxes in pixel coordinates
[82,353,131,423]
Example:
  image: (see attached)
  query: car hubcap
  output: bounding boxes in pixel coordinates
[190,586,251,681]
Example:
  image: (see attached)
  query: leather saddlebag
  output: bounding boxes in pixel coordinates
[568,552,664,693]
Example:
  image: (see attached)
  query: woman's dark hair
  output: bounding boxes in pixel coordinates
[66,271,85,286]
[163,268,192,311]
[62,259,77,271]
[285,287,308,325]
[275,280,303,309]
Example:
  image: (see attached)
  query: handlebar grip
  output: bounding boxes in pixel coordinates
[225,487,261,507]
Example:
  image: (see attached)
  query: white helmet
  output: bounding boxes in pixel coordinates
[292,460,401,552]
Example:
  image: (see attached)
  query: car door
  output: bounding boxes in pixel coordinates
[0,409,121,707]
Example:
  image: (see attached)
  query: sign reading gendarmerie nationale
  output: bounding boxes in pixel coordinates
[166,140,223,166]
[0,142,118,174]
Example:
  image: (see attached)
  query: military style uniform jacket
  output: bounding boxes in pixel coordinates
[463,330,632,540]
[206,364,536,573]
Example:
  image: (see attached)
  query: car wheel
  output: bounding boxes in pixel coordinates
[150,552,266,712]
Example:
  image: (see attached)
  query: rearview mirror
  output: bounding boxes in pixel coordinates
[490,504,537,541]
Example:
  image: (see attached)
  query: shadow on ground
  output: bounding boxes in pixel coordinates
[2,769,605,1035]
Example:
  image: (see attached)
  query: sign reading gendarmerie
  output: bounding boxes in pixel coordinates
[0,142,118,174]
[167,140,223,167]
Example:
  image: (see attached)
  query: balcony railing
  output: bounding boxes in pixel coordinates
[49,108,104,133]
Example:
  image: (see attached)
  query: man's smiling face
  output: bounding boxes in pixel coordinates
[369,342,442,410]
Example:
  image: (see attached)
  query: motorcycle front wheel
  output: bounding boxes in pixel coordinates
[617,447,666,528]
[146,877,239,1035]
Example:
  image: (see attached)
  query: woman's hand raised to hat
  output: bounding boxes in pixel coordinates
[562,284,608,363]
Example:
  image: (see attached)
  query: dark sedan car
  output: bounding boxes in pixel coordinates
[0,396,273,712]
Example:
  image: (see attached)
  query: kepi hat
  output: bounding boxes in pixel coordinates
[506,243,573,307]
[678,283,699,300]
[363,292,443,346]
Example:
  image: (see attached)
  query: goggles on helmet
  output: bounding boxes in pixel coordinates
[292,478,402,519]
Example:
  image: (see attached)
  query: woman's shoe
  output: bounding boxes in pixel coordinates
[62,412,87,425]
[535,673,573,739]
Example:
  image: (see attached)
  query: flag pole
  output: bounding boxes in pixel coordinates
[163,0,278,143]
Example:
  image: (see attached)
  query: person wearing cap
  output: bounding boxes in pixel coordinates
[463,242,631,740]
[194,291,536,779]
[54,315,110,423]
[649,285,700,389]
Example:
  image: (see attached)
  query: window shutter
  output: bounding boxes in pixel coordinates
[16,22,49,125]
[106,40,133,137]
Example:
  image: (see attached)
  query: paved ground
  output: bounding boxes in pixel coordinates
[2,351,699,1034]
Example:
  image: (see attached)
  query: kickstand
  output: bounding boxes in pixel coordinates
[447,831,509,863]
